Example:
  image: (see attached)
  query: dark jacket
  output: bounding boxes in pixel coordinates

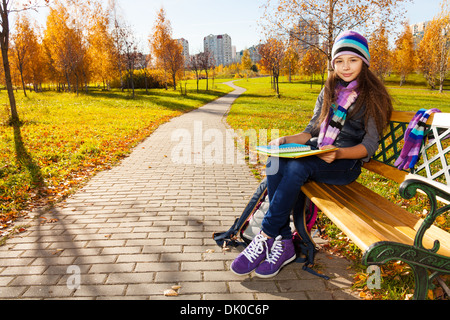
[304,88,380,163]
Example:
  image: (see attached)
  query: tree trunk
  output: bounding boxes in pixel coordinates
[65,71,72,92]
[18,65,27,97]
[172,72,176,90]
[0,4,19,125]
[327,0,335,77]
[130,70,135,98]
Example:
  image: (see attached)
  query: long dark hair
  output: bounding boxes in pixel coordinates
[319,64,393,136]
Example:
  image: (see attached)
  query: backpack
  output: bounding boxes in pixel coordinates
[213,178,329,280]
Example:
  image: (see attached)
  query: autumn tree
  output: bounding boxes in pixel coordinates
[241,49,252,80]
[298,47,325,88]
[11,14,35,96]
[0,0,49,125]
[393,22,416,86]
[417,2,450,92]
[110,5,128,91]
[189,53,202,92]
[261,0,411,74]
[68,0,92,94]
[87,1,116,90]
[282,44,299,83]
[27,23,46,92]
[259,38,285,96]
[136,53,151,93]
[150,7,184,90]
[104,0,140,96]
[369,25,391,81]
[199,49,214,91]
[150,8,170,90]
[122,24,139,97]
[165,39,184,90]
[43,0,89,94]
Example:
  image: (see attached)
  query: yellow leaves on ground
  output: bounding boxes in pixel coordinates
[0,85,231,235]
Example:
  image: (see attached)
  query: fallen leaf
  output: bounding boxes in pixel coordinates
[164,289,179,297]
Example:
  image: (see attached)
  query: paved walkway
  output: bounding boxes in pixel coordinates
[0,81,359,300]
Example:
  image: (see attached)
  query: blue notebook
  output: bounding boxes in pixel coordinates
[256,143,337,158]
[256,143,311,153]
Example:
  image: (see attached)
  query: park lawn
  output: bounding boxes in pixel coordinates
[228,76,450,135]
[0,81,234,233]
[227,76,450,300]
[227,77,321,139]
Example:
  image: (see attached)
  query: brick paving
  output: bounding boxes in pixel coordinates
[0,81,360,300]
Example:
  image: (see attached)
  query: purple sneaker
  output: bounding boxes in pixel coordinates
[230,234,273,276]
[255,235,296,278]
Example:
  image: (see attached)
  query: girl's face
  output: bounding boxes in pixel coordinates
[333,55,363,82]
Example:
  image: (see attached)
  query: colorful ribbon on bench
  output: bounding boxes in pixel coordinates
[395,108,441,171]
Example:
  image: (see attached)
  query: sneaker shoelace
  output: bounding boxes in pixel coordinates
[266,236,283,264]
[243,234,268,263]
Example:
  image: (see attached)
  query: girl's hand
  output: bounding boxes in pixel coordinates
[269,137,286,146]
[317,145,339,163]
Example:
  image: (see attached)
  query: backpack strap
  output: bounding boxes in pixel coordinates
[213,179,268,248]
[293,193,330,280]
[212,218,242,247]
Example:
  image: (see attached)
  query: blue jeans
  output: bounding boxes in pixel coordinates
[261,156,362,239]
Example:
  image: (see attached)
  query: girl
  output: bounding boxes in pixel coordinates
[231,30,393,278]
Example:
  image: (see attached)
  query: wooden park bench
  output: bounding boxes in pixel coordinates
[301,111,450,300]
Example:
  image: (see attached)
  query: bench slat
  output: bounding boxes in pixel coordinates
[390,111,435,124]
[302,181,450,257]
[362,160,408,185]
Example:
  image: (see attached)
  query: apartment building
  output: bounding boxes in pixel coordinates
[410,21,430,48]
[236,45,262,63]
[203,34,233,66]
[176,38,190,65]
[290,20,320,52]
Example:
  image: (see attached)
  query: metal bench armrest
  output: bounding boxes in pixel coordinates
[400,178,450,253]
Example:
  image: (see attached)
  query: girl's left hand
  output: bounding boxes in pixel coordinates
[317,145,339,163]
[269,137,286,146]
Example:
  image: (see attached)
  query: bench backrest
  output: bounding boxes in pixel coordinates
[363,111,450,188]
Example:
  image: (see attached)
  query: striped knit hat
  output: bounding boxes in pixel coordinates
[331,30,371,68]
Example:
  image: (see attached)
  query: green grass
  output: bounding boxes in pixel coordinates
[227,77,322,139]
[0,80,234,230]
[228,77,450,133]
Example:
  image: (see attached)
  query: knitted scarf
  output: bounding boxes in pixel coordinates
[394,108,441,171]
[318,80,359,148]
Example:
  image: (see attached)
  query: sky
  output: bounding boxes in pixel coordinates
[112,0,265,53]
[25,0,445,54]
[112,0,444,53]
